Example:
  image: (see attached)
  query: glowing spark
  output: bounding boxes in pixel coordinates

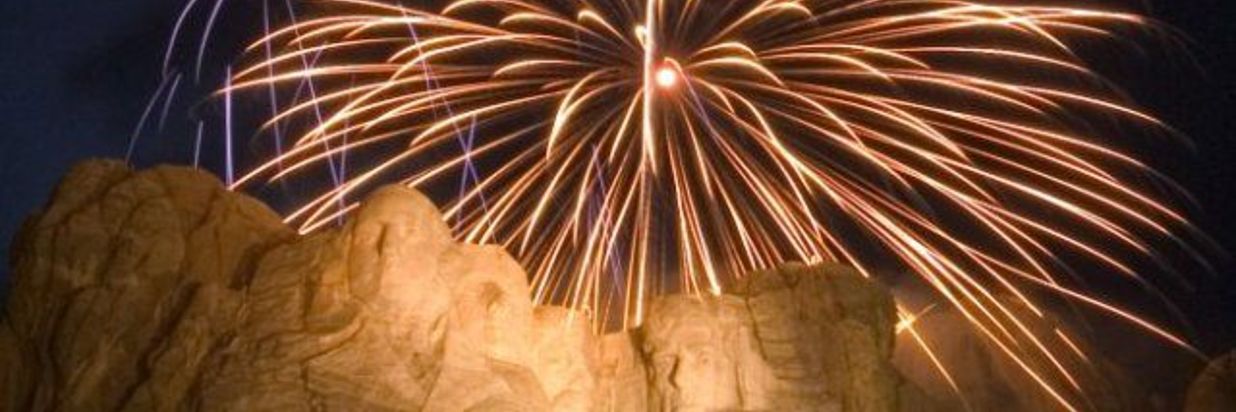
[897,304,937,334]
[655,65,678,89]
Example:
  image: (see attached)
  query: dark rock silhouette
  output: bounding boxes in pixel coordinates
[1186,351,1236,412]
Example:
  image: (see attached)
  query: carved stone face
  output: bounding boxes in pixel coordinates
[649,325,738,410]
[640,296,768,411]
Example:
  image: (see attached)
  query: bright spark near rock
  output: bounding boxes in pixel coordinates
[655,66,678,89]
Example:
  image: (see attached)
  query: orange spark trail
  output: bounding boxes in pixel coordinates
[200,1,1217,409]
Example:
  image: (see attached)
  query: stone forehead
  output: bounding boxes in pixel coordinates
[640,295,748,341]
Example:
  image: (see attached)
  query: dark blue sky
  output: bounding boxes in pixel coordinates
[2,0,1236,351]
[0,0,187,279]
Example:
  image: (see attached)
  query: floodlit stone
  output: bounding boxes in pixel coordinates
[638,295,776,411]
[1,160,938,411]
[533,307,600,412]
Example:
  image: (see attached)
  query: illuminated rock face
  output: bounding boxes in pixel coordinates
[731,264,903,411]
[0,160,293,411]
[638,295,776,411]
[0,161,925,411]
[625,264,920,412]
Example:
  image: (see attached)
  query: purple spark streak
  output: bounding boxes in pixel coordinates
[194,0,227,82]
[127,74,173,163]
[224,66,234,186]
[163,0,202,75]
[157,74,184,132]
[193,120,204,168]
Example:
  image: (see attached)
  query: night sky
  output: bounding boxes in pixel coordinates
[2,0,1235,359]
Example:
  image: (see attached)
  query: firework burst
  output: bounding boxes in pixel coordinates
[159,0,1215,409]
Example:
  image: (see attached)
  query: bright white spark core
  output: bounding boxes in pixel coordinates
[655,66,678,89]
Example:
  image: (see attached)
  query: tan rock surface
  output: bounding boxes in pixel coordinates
[1,160,291,411]
[637,295,777,411]
[1185,351,1236,412]
[2,160,930,411]
[595,332,649,412]
[533,307,600,412]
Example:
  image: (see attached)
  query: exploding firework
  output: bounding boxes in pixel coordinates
[153,0,1216,409]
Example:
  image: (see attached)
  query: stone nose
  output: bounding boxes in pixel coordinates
[668,357,687,388]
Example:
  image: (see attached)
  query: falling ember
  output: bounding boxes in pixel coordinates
[193,0,1219,409]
